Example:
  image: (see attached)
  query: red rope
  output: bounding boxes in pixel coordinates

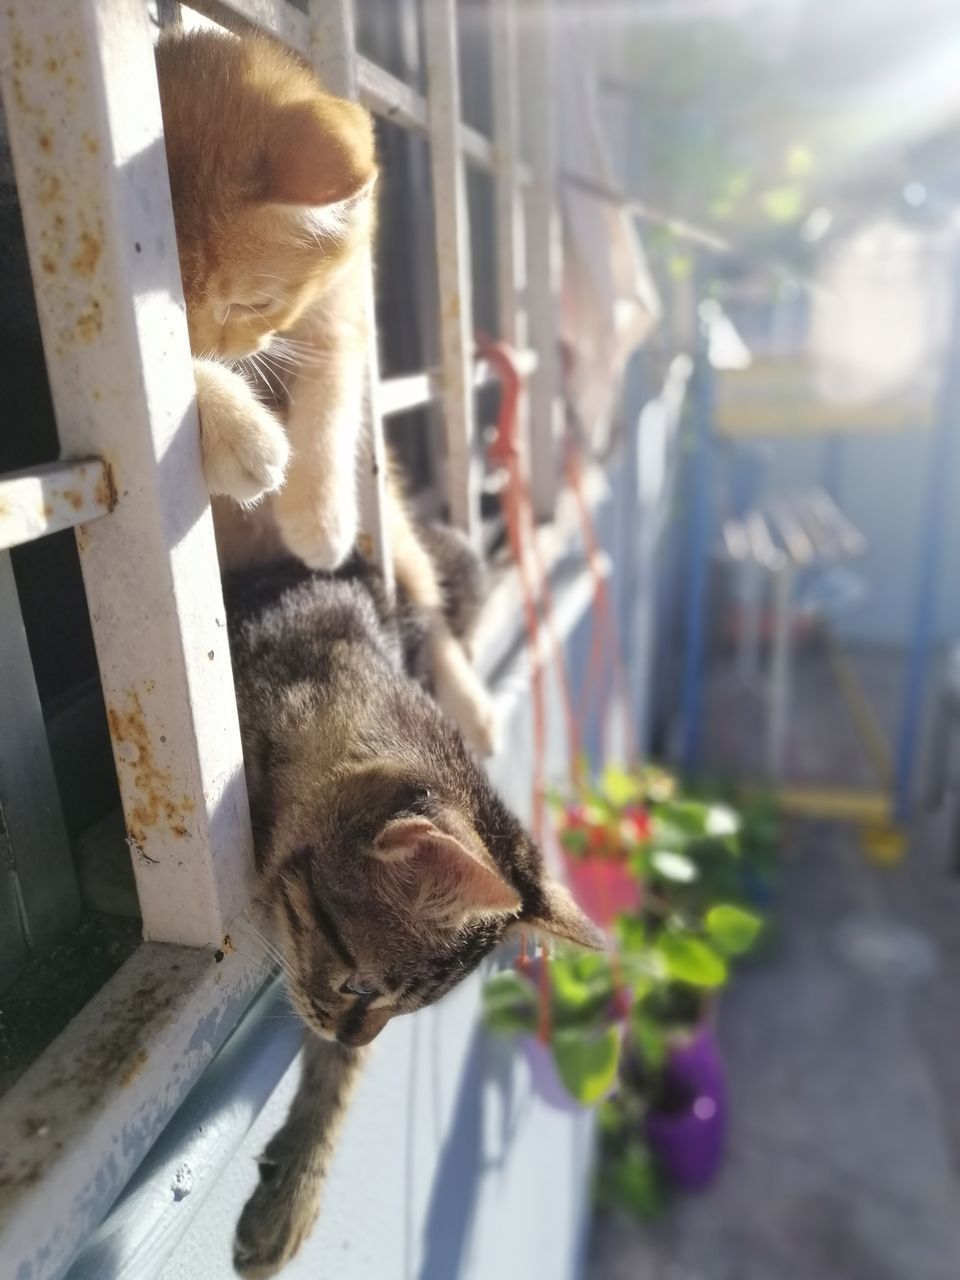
[478,337,635,1039]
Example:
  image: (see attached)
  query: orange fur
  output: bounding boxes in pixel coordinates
[157,29,496,754]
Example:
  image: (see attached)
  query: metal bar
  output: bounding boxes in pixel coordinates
[356,53,428,130]
[423,0,480,544]
[768,498,815,567]
[823,627,893,789]
[308,0,392,583]
[807,488,867,559]
[491,0,525,350]
[895,241,960,818]
[184,0,310,50]
[0,0,255,946]
[773,786,891,824]
[0,553,82,978]
[561,168,732,255]
[680,307,714,774]
[521,0,562,520]
[379,349,539,419]
[188,0,522,181]
[737,560,763,684]
[766,563,794,779]
[0,458,114,552]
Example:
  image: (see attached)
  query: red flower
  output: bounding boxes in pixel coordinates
[623,806,652,842]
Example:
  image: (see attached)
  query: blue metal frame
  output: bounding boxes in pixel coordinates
[894,240,960,820]
[680,302,714,774]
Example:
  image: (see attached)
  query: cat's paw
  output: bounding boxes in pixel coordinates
[233,1143,319,1278]
[273,487,358,570]
[193,358,290,506]
[436,661,499,758]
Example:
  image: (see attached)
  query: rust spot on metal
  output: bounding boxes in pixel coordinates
[75,525,90,552]
[76,298,102,342]
[36,172,61,206]
[40,253,57,275]
[37,129,52,153]
[119,1047,149,1087]
[83,132,99,156]
[108,690,196,852]
[45,56,59,73]
[71,226,102,278]
[42,503,53,518]
[60,488,83,510]
[95,461,117,511]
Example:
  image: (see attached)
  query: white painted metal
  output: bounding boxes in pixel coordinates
[0,459,113,551]
[0,939,273,1279]
[357,54,429,131]
[423,0,480,543]
[491,0,526,350]
[0,553,81,976]
[308,0,392,583]
[186,0,309,51]
[0,0,255,946]
[520,0,563,520]
[380,349,539,419]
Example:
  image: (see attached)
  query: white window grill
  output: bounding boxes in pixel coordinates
[0,0,564,1274]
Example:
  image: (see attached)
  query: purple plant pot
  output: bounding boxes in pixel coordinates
[645,1026,728,1192]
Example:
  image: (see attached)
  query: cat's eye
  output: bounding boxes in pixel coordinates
[341,975,379,998]
[234,300,276,315]
[409,785,432,812]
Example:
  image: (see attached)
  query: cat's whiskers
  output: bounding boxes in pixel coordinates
[233,916,299,984]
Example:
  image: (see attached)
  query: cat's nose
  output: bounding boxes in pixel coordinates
[338,1006,391,1047]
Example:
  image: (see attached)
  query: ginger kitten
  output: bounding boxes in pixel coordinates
[156,29,496,754]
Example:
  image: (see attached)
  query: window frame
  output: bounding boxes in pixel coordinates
[0,0,565,1274]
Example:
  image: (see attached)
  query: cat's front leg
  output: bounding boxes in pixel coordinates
[194,358,291,506]
[270,314,366,571]
[233,1038,365,1278]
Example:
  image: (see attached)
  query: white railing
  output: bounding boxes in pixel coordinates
[0,0,560,1275]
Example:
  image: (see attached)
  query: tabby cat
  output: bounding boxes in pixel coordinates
[155,29,497,755]
[225,554,602,1274]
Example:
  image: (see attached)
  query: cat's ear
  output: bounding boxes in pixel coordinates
[516,879,606,951]
[371,817,521,928]
[269,98,377,208]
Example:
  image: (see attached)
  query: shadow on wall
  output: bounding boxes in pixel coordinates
[417,1025,528,1280]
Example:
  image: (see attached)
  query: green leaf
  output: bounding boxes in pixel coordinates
[650,850,698,883]
[559,827,589,853]
[550,953,615,1027]
[551,1025,621,1105]
[705,903,763,955]
[629,1007,667,1072]
[600,1144,664,1219]
[656,933,727,988]
[614,915,647,955]
[482,971,539,1035]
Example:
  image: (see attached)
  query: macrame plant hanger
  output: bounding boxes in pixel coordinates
[477,337,636,1043]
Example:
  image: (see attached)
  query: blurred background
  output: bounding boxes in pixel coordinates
[581,1,960,1277]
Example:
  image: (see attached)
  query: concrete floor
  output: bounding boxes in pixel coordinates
[590,643,960,1280]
